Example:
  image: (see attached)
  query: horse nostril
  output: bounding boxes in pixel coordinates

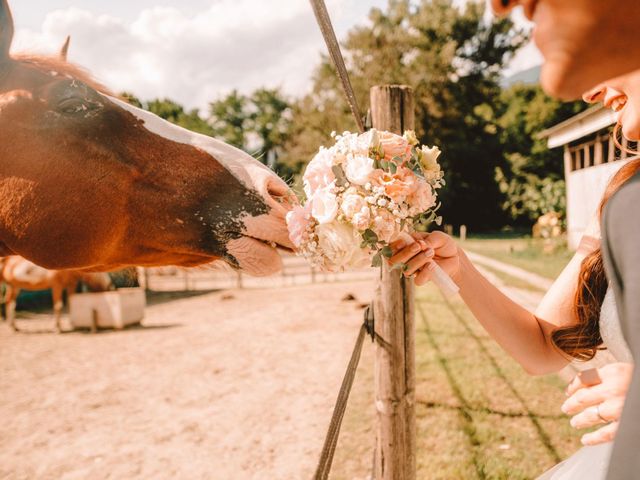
[491,0,513,14]
[266,179,296,211]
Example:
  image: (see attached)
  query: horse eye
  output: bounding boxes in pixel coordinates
[57,96,100,115]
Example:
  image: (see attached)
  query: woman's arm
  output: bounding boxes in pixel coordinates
[390,230,595,375]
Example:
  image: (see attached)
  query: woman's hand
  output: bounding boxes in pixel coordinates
[561,363,634,445]
[389,231,461,286]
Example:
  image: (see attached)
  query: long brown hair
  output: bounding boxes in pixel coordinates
[552,158,640,360]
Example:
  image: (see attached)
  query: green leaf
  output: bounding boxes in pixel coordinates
[388,162,398,174]
[371,252,383,268]
[331,165,347,187]
[380,245,393,258]
[362,229,379,244]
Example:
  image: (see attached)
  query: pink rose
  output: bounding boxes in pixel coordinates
[372,209,400,244]
[379,131,411,163]
[352,208,371,231]
[286,203,312,249]
[340,192,366,219]
[370,167,417,204]
[304,148,335,197]
[407,179,435,214]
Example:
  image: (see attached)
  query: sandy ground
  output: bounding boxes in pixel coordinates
[0,280,375,480]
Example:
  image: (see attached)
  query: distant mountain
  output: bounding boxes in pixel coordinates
[502,65,541,88]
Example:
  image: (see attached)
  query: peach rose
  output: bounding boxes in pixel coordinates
[372,209,400,244]
[370,167,417,204]
[379,131,411,162]
[407,178,435,214]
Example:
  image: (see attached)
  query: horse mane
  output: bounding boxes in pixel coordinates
[11,53,113,95]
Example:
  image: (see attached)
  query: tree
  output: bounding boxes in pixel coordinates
[208,90,249,149]
[494,84,586,223]
[120,91,143,108]
[146,98,215,136]
[248,88,291,169]
[282,0,526,229]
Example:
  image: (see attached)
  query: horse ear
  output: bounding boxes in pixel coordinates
[59,35,70,61]
[0,0,14,60]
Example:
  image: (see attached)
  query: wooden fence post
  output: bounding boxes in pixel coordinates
[370,85,416,480]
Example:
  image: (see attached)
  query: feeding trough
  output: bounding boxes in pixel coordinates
[69,288,146,332]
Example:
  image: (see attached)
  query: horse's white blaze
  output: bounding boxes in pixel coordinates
[104,95,276,194]
[0,89,32,111]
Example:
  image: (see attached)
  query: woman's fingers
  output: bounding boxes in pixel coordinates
[581,422,620,446]
[389,231,460,284]
[404,249,435,276]
[562,383,611,416]
[564,363,633,409]
[569,398,625,429]
[389,241,424,266]
[422,231,457,256]
[566,368,602,397]
[414,262,435,286]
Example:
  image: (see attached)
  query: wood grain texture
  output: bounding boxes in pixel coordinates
[370,85,416,480]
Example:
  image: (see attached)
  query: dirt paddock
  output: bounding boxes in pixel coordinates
[0,281,375,480]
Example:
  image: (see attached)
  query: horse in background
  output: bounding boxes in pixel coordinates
[0,256,113,332]
[0,0,294,276]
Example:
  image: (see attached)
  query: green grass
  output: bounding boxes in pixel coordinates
[478,264,547,293]
[461,234,573,280]
[332,285,581,479]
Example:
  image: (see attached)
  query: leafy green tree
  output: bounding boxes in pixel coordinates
[248,88,291,168]
[145,98,215,136]
[494,84,586,223]
[120,91,143,108]
[282,0,525,229]
[208,90,249,149]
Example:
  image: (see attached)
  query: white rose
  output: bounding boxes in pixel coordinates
[316,222,371,271]
[344,153,374,185]
[304,147,335,197]
[352,208,371,231]
[359,129,380,151]
[420,145,441,173]
[311,185,339,224]
[340,193,366,219]
[403,130,419,146]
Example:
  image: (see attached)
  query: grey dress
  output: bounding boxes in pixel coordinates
[601,171,640,480]
[537,290,632,480]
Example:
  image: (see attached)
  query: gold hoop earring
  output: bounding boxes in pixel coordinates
[613,123,640,156]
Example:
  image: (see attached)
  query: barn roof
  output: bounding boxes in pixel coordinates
[538,105,616,149]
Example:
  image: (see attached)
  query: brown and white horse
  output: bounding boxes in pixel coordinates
[1,256,113,332]
[0,0,294,276]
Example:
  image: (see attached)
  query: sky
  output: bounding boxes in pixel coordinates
[11,1,542,111]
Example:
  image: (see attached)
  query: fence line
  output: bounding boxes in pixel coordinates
[140,255,376,292]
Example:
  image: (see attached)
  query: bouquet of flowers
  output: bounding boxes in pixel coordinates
[286,129,445,272]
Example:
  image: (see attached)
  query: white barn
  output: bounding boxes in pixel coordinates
[539,106,636,249]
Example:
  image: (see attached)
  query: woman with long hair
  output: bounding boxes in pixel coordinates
[392,92,639,478]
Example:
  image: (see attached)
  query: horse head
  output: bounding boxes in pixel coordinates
[0,0,295,276]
